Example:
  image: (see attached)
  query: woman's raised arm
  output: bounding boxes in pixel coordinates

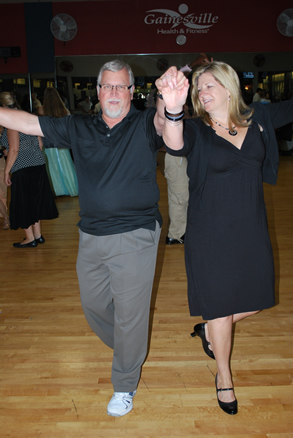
[155,66,189,150]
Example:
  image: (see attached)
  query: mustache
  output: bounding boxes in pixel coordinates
[106,98,122,104]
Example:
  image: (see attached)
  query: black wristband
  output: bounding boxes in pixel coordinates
[164,108,185,122]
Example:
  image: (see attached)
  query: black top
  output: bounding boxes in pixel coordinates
[165,100,293,210]
[39,105,164,236]
[1,129,45,173]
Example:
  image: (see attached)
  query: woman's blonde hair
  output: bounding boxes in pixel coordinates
[191,61,253,131]
[0,91,17,108]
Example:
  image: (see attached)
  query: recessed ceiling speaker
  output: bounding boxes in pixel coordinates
[60,60,74,72]
[253,54,265,67]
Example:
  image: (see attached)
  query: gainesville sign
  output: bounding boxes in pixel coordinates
[144,3,219,36]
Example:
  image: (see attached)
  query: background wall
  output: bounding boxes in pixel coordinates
[0,0,292,111]
[0,0,293,75]
[51,1,293,56]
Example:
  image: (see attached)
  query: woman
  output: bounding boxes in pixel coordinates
[0,125,9,229]
[0,146,9,230]
[261,91,271,104]
[156,61,293,415]
[0,92,58,247]
[38,88,78,197]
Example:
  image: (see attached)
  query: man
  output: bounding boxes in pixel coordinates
[77,95,92,113]
[92,99,101,114]
[164,55,210,244]
[253,88,262,102]
[0,60,166,417]
[31,92,41,114]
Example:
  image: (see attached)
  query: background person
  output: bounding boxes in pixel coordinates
[164,104,190,244]
[0,92,58,247]
[253,87,262,102]
[77,96,92,114]
[261,91,271,104]
[156,61,293,415]
[31,92,41,114]
[92,99,101,114]
[38,88,78,197]
[0,125,9,229]
[0,141,9,230]
[163,54,210,245]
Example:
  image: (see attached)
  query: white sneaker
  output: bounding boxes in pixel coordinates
[107,390,137,417]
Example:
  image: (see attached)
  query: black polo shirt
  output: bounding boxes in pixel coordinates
[39,105,163,236]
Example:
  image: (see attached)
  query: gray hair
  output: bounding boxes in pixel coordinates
[97,60,135,91]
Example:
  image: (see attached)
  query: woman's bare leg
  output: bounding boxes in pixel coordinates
[0,199,8,223]
[205,310,259,344]
[208,316,235,402]
[205,310,260,403]
[232,310,259,323]
[15,221,42,245]
[22,225,35,244]
[32,221,42,240]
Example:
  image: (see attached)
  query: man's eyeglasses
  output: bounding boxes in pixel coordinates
[99,84,133,92]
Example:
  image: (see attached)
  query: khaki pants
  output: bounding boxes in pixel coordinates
[164,153,189,241]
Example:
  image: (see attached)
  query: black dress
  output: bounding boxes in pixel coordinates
[1,129,58,230]
[185,122,275,320]
[10,164,58,230]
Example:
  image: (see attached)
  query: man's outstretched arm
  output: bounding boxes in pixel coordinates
[0,108,43,137]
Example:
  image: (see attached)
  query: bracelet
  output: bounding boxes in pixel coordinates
[165,118,183,127]
[164,107,184,122]
[157,91,163,100]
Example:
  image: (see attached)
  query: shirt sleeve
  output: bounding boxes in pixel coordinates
[251,100,293,130]
[38,116,72,149]
[144,108,165,151]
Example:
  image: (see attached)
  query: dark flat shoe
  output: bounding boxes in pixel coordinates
[166,235,184,245]
[13,239,38,248]
[215,374,238,415]
[191,323,215,360]
[35,235,45,244]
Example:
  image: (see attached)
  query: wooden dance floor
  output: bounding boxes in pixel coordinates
[1,155,292,437]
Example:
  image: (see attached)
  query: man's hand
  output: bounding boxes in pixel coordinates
[189,53,213,69]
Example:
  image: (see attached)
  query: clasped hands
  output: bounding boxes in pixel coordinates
[155,67,189,113]
[155,53,211,113]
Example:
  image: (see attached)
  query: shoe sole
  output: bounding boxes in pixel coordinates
[107,405,133,417]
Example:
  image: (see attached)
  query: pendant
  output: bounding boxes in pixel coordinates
[229,130,237,136]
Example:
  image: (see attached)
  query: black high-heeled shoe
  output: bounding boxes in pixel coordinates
[191,323,215,360]
[215,374,238,415]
